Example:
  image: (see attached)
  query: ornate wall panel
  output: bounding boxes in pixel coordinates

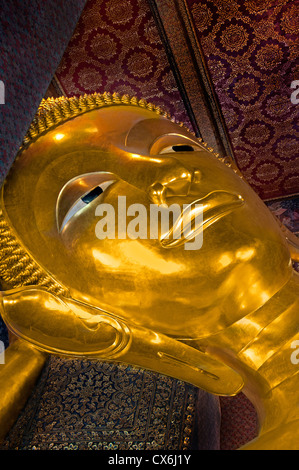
[2,358,210,451]
[54,0,193,131]
[147,0,234,158]
[175,0,299,200]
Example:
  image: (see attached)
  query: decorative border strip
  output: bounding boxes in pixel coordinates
[147,0,234,159]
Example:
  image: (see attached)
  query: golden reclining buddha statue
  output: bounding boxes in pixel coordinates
[0,92,298,450]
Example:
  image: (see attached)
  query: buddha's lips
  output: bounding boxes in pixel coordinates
[160,190,244,248]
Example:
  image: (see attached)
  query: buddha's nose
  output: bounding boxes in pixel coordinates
[147,158,201,205]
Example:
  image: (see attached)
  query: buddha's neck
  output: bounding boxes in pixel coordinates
[198,270,299,406]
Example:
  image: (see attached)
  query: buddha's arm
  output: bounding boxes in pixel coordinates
[0,286,243,397]
[0,339,47,442]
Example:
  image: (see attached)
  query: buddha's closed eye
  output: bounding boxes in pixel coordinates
[56,172,116,232]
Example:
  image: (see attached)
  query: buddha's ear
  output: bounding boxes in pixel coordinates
[0,285,244,396]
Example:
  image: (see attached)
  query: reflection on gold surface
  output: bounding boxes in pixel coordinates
[216,252,233,270]
[92,249,121,269]
[120,241,185,275]
[54,133,65,141]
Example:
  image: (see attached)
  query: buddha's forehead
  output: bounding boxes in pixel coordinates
[91,104,181,133]
[70,105,200,155]
[120,112,198,155]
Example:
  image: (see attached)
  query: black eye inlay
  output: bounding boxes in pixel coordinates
[81,186,103,204]
[172,145,194,152]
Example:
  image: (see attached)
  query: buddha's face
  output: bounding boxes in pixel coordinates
[2,105,292,339]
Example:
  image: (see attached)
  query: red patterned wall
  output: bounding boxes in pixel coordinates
[54,0,192,130]
[185,0,299,199]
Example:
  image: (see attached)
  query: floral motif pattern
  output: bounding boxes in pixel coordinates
[187,0,298,199]
[54,0,192,129]
[267,197,299,234]
[2,358,198,450]
[215,18,255,57]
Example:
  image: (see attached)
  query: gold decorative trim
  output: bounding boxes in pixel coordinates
[20,92,226,163]
[0,210,67,295]
[21,92,184,150]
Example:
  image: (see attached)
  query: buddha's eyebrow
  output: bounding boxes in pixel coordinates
[58,178,116,233]
[56,172,117,232]
[63,186,105,228]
